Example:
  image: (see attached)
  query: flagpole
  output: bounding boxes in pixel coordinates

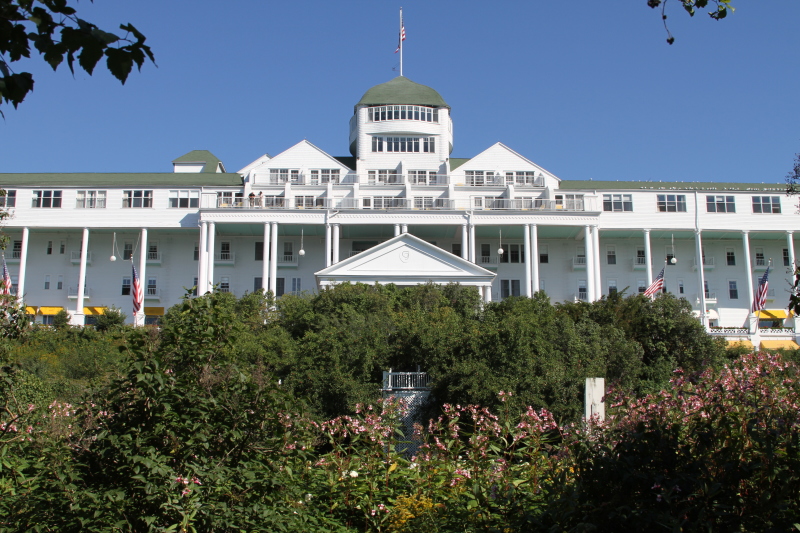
[399,7,403,77]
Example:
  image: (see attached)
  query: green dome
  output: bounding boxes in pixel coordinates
[355,76,450,110]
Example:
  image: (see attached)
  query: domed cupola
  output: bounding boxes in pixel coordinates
[355,76,450,111]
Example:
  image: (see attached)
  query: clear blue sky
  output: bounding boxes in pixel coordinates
[2,1,799,185]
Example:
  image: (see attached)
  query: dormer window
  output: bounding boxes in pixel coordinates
[368,105,439,123]
[371,136,435,153]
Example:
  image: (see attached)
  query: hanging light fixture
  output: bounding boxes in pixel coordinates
[497,228,504,256]
[670,234,677,264]
[298,228,305,256]
[110,232,117,261]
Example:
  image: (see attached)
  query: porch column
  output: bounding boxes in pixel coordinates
[401,224,408,234]
[695,230,707,327]
[136,228,147,326]
[469,224,476,263]
[74,228,89,325]
[394,224,401,237]
[788,231,796,269]
[523,224,532,297]
[592,225,601,298]
[198,222,208,294]
[262,222,270,292]
[461,224,468,260]
[585,225,595,302]
[483,285,492,304]
[742,230,754,314]
[325,223,332,267]
[530,224,539,294]
[270,222,279,296]
[17,227,29,303]
[332,224,341,264]
[206,222,216,293]
[644,229,653,285]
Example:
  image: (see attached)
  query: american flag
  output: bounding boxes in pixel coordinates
[394,16,405,53]
[131,263,143,315]
[1,256,12,296]
[643,267,665,298]
[752,265,770,313]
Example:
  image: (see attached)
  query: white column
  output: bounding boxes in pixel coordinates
[17,227,29,303]
[742,230,754,314]
[788,231,796,269]
[206,222,216,293]
[394,224,400,237]
[585,225,595,302]
[262,222,270,292]
[530,224,539,295]
[74,228,90,325]
[484,285,492,303]
[523,224,532,297]
[469,224,476,263]
[401,224,408,234]
[592,225,601,297]
[461,224,468,259]
[332,224,340,264]
[695,230,707,327]
[198,222,208,294]
[325,223,332,267]
[644,229,653,285]
[270,222,278,295]
[136,228,147,326]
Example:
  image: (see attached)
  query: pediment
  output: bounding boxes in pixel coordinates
[315,233,495,288]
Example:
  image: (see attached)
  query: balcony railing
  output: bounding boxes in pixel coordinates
[145,288,160,300]
[382,371,431,391]
[212,197,587,212]
[709,327,748,336]
[70,251,93,264]
[67,286,92,299]
[572,256,587,270]
[146,251,162,264]
[215,252,235,265]
[692,257,715,270]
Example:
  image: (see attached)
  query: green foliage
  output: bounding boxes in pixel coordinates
[647,0,734,44]
[52,308,70,330]
[93,306,126,332]
[0,0,155,112]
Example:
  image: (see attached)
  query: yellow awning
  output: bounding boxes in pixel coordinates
[25,306,37,315]
[760,340,800,350]
[144,306,165,316]
[727,340,754,349]
[756,310,788,319]
[83,306,107,316]
[39,306,64,315]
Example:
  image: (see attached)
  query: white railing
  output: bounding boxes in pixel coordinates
[382,371,431,391]
[145,288,160,299]
[210,197,592,212]
[146,251,161,262]
[575,291,588,302]
[67,286,92,298]
[759,327,794,335]
[634,256,647,266]
[692,257,715,269]
[479,255,499,265]
[70,251,93,264]
[215,252,235,263]
[709,327,748,335]
[573,256,587,269]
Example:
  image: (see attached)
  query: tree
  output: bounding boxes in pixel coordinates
[647,0,734,44]
[0,0,154,113]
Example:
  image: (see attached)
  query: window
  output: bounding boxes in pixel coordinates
[576,246,586,266]
[554,194,584,210]
[192,277,198,297]
[253,277,262,292]
[283,242,293,261]
[123,242,133,261]
[635,247,646,267]
[414,197,433,209]
[578,280,588,301]
[657,194,687,212]
[295,196,323,208]
[146,278,157,296]
[11,240,21,259]
[371,136,435,153]
[603,194,633,212]
[367,170,399,184]
[481,244,491,263]
[607,245,616,265]
[0,190,16,208]
[500,244,524,263]
[501,280,521,298]
[505,171,538,186]
[219,276,230,293]
[706,195,735,213]
[169,190,200,208]
[368,105,439,123]
[75,190,107,208]
[637,280,646,294]
[122,190,153,208]
[268,169,294,183]
[121,277,131,296]
[451,243,462,257]
[704,281,711,298]
[194,243,199,261]
[371,197,405,209]
[32,190,62,208]
[59,241,65,254]
[726,248,736,266]
[44,275,50,290]
[291,277,302,293]
[608,279,618,295]
[784,248,791,267]
[465,171,497,186]
[409,170,436,185]
[539,279,545,291]
[755,248,766,267]
[275,277,285,297]
[317,169,340,184]
[220,242,232,261]
[42,315,55,326]
[728,280,739,299]
[752,196,781,213]
[217,191,244,206]
[539,245,549,264]
[255,242,264,261]
[677,279,685,295]
[147,242,159,261]
[57,275,63,290]
[46,241,52,255]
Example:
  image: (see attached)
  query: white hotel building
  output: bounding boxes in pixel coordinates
[1,76,797,349]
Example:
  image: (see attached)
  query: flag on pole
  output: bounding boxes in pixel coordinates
[132,262,143,315]
[1,256,12,296]
[643,267,665,298]
[752,265,770,313]
[394,12,405,52]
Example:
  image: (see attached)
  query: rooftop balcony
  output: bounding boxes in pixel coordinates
[213,197,587,212]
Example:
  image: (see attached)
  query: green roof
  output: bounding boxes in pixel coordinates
[0,173,243,187]
[172,150,224,173]
[334,156,356,170]
[356,76,449,110]
[559,180,788,192]
[449,158,471,171]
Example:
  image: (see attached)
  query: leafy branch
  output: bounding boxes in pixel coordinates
[647,0,734,44]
